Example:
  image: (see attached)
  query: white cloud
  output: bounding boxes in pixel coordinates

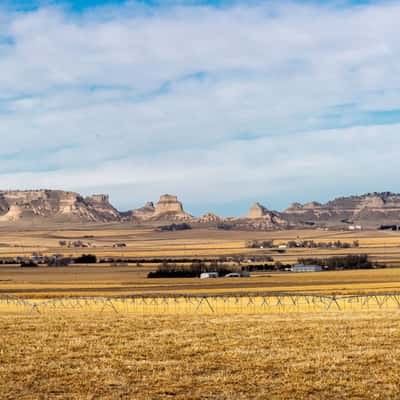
[0,1,399,214]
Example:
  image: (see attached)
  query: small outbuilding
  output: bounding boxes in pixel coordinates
[292,264,323,273]
[225,272,241,278]
[200,272,219,279]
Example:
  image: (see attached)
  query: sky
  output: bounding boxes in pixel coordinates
[0,0,399,216]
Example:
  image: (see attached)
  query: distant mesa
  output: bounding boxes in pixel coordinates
[285,202,303,212]
[303,201,322,209]
[0,189,399,230]
[0,190,119,223]
[130,201,156,220]
[282,192,400,228]
[197,212,223,223]
[248,202,270,219]
[154,194,186,216]
[86,194,109,203]
[242,202,289,230]
[129,194,192,221]
[359,195,385,209]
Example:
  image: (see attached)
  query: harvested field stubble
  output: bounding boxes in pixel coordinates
[1,227,400,263]
[2,267,400,298]
[1,312,400,399]
[3,292,400,315]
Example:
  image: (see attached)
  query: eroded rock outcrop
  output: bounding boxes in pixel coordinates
[241,202,288,229]
[0,189,399,229]
[0,190,120,222]
[248,202,270,219]
[282,192,400,227]
[128,195,192,221]
[130,202,156,220]
[154,195,186,216]
[85,194,120,221]
[196,212,224,223]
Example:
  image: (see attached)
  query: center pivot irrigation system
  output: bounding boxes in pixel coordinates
[2,292,400,314]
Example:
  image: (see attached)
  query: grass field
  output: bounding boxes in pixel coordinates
[1,226,400,298]
[2,265,400,298]
[1,311,400,399]
[2,227,400,399]
[1,226,400,265]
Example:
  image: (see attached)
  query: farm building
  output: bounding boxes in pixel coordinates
[113,243,127,248]
[200,272,219,279]
[292,264,323,272]
[225,272,241,278]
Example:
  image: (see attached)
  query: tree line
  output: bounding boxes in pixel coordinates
[148,261,240,278]
[297,254,381,270]
[246,239,360,249]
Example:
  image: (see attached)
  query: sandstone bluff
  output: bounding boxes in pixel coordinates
[0,190,400,229]
[0,190,119,223]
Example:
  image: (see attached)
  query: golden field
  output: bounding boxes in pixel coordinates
[1,311,400,399]
[1,226,400,298]
[2,227,400,399]
[2,291,400,315]
[1,226,400,264]
[2,265,400,298]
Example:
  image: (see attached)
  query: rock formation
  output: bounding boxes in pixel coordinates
[0,189,399,229]
[248,202,270,219]
[282,192,400,228]
[154,194,186,216]
[128,195,192,221]
[85,194,120,221]
[196,212,224,223]
[0,190,120,223]
[238,202,288,229]
[130,202,156,220]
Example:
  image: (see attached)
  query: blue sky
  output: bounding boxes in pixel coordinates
[5,0,384,8]
[0,0,399,216]
[5,0,124,11]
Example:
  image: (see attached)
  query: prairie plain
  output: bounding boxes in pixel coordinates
[2,266,400,298]
[1,311,400,399]
[2,226,400,400]
[1,225,400,297]
[0,224,400,262]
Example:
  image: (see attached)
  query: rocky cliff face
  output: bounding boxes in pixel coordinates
[248,202,270,219]
[196,212,223,224]
[0,190,120,222]
[1,189,399,229]
[128,194,193,221]
[238,202,290,229]
[129,202,156,220]
[85,194,120,221]
[229,192,400,230]
[154,195,187,217]
[282,192,400,227]
[0,191,194,224]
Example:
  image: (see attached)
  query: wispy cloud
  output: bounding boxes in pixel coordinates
[0,0,399,214]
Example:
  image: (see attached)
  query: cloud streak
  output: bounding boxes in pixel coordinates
[0,1,399,214]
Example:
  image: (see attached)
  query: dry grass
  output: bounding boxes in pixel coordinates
[1,226,400,262]
[2,266,400,298]
[3,292,400,314]
[3,226,400,398]
[1,311,400,399]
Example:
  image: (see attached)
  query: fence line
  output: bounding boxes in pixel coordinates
[2,292,400,315]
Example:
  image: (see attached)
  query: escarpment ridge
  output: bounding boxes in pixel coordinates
[0,190,399,229]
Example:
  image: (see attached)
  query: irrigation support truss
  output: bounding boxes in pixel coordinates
[2,292,400,314]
